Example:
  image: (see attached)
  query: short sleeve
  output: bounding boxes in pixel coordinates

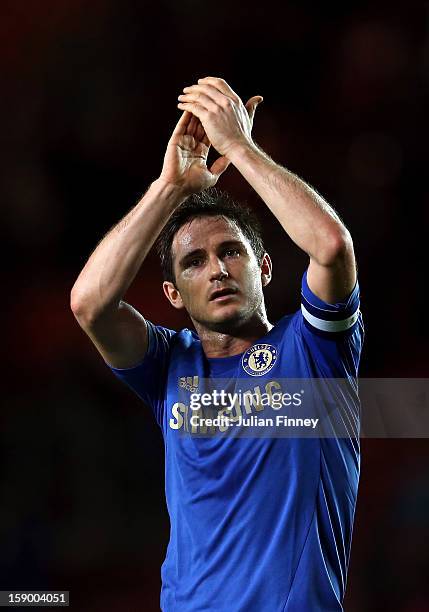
[295,268,364,378]
[300,268,360,335]
[107,320,176,426]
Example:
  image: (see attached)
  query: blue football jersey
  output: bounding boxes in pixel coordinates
[108,268,364,611]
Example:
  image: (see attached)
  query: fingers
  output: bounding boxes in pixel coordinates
[171,110,193,137]
[179,81,262,122]
[182,83,232,107]
[177,101,208,121]
[178,90,219,113]
[195,119,210,147]
[197,77,240,101]
[175,99,209,146]
[187,113,199,137]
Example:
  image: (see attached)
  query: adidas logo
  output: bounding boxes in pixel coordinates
[179,376,199,393]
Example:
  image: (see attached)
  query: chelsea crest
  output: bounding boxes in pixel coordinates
[242,344,278,377]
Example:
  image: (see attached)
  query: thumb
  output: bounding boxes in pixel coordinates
[210,155,231,178]
[245,95,263,122]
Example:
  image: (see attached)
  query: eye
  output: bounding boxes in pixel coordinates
[225,248,240,257]
[189,258,203,267]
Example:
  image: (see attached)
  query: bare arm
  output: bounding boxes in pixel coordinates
[70,179,186,368]
[227,143,355,304]
[70,111,229,368]
[178,77,356,304]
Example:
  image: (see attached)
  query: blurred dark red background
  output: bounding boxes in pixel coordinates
[1,1,429,610]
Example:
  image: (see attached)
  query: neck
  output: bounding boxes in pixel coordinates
[192,312,273,358]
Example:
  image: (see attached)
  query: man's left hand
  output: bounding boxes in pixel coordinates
[177,77,263,158]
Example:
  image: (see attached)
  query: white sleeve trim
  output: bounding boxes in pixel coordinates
[301,303,360,332]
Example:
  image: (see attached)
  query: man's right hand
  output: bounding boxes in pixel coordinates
[158,110,230,196]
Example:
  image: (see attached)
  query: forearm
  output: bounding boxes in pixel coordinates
[71,178,186,323]
[228,143,352,265]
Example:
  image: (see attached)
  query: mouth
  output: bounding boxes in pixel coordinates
[209,288,238,302]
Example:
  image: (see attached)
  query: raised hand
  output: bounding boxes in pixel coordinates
[177,77,263,159]
[159,110,230,196]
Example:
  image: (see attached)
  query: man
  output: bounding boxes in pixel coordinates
[71,77,364,611]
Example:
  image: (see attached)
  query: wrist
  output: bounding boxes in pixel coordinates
[225,139,258,165]
[150,177,189,206]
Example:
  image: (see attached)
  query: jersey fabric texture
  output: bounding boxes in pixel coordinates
[108,268,364,612]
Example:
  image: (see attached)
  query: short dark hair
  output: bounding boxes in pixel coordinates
[156,187,265,284]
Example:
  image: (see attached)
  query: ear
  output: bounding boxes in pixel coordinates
[162,281,184,309]
[260,253,272,287]
[163,281,185,309]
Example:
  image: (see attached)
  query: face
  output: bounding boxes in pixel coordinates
[163,216,272,332]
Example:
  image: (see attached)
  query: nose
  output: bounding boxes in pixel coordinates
[209,256,229,282]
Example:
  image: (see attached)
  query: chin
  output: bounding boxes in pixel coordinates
[201,306,249,332]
